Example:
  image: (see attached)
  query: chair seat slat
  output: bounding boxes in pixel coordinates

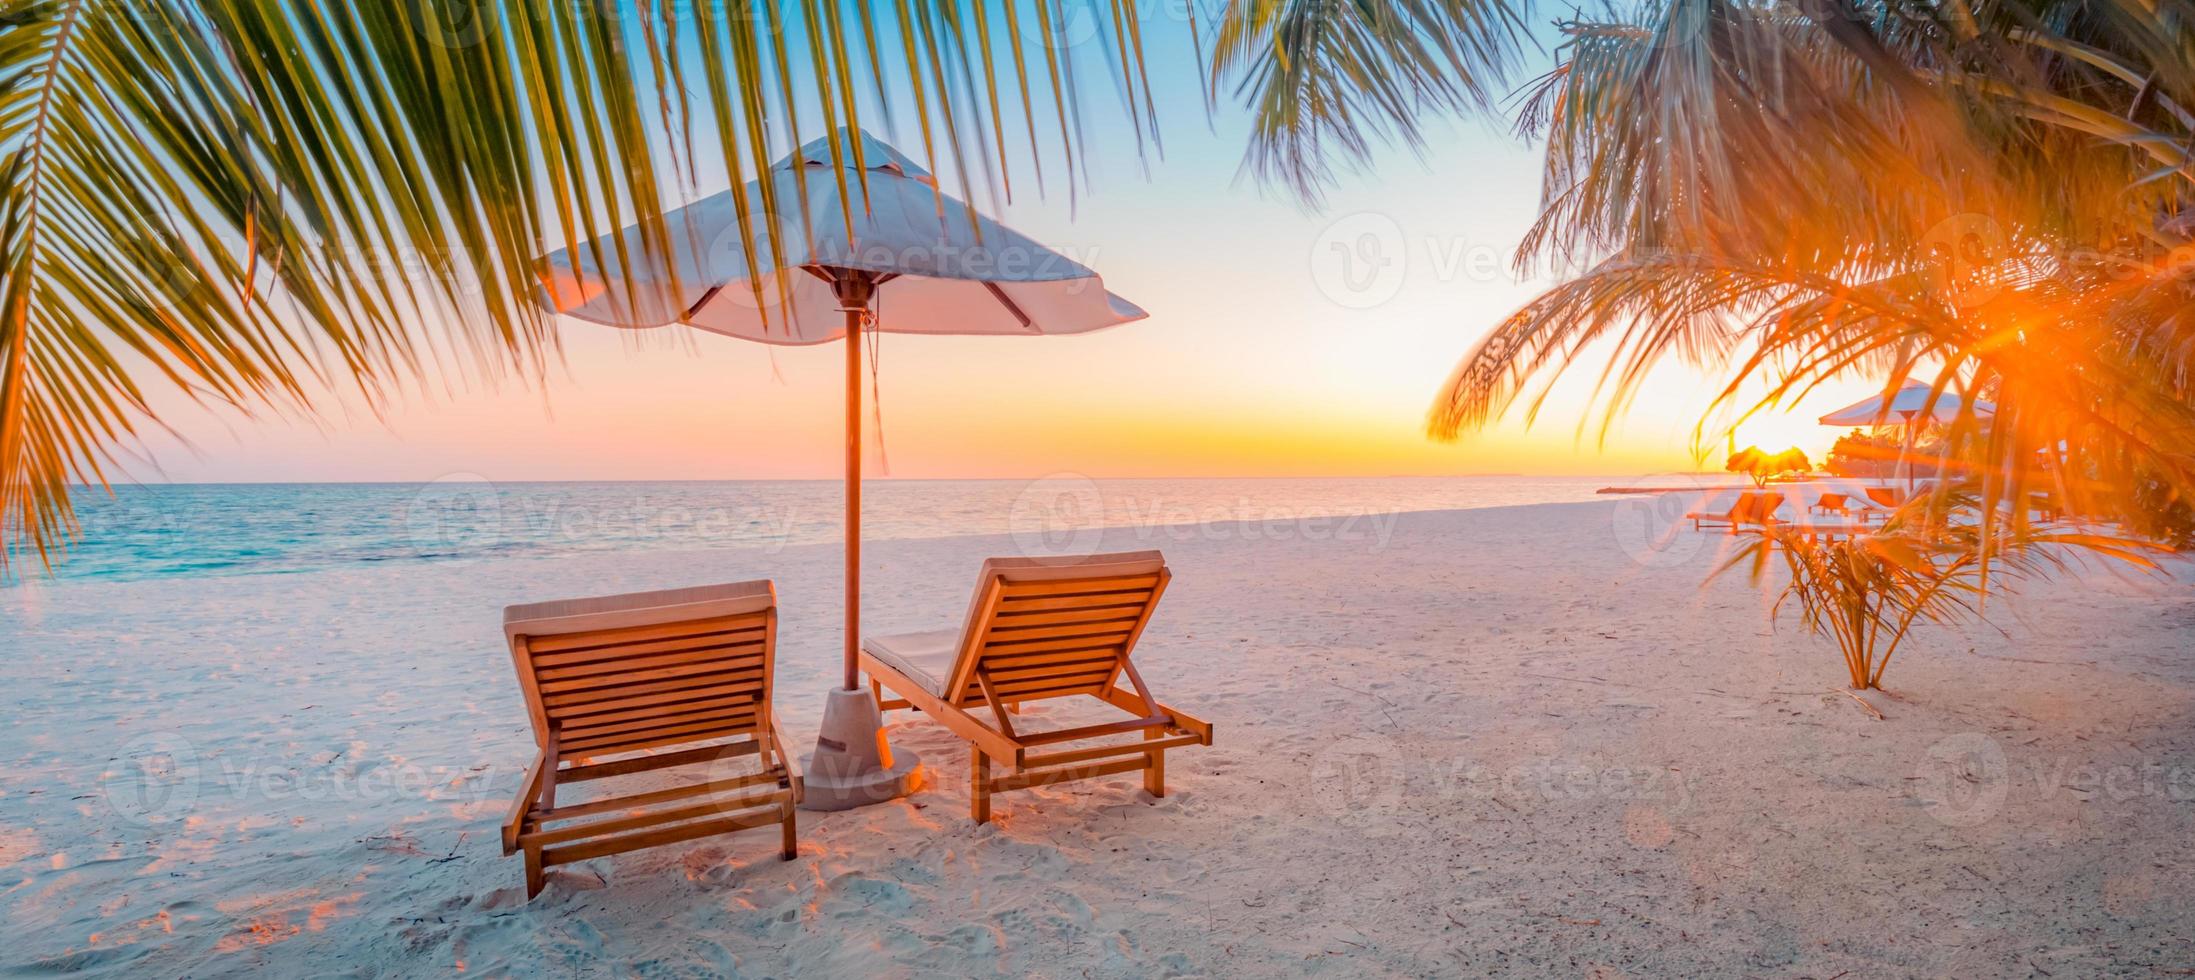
[526,619,766,658]
[541,664,764,704]
[538,804,790,867]
[535,642,765,681]
[552,688,762,727]
[556,704,761,741]
[561,716,763,755]
[983,615,1145,642]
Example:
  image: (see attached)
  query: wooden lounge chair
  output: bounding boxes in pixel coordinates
[1687,491,1785,532]
[859,550,1213,823]
[1812,492,1851,517]
[501,581,801,899]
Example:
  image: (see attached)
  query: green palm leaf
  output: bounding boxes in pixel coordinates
[0,0,1187,570]
[1210,0,1529,206]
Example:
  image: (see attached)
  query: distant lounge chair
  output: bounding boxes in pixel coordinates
[1864,487,1903,509]
[2031,491,2064,522]
[501,581,800,899]
[860,550,1213,824]
[1687,491,1785,532]
[1813,492,1884,521]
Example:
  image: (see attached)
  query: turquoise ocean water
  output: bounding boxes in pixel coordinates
[9,476,1706,585]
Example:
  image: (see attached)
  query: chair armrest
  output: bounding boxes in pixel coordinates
[771,725,804,804]
[502,749,550,855]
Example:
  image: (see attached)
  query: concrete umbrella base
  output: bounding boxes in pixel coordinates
[798,687,923,811]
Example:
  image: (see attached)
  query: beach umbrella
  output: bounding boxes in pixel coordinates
[537,127,1147,809]
[1819,382,1994,489]
[1817,382,1994,427]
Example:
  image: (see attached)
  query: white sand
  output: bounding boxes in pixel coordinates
[3,499,2192,977]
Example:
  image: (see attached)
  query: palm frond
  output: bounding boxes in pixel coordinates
[0,0,1164,570]
[1438,0,2195,549]
[1208,0,1529,206]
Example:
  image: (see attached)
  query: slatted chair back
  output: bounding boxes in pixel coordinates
[1817,492,1849,512]
[941,551,1169,710]
[1738,492,1784,524]
[504,581,777,759]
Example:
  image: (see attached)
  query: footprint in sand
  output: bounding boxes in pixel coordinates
[823,873,918,917]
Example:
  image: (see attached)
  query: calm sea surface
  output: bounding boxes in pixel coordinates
[10,476,1711,585]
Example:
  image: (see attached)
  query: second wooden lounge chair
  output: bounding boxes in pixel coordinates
[501,581,801,899]
[859,550,1213,823]
[1687,491,1785,532]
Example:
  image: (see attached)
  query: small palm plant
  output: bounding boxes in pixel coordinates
[1721,489,2163,691]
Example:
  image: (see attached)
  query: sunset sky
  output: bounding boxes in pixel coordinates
[118,19,1882,486]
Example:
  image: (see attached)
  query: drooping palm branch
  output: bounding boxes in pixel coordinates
[1208,0,1530,205]
[1429,0,2195,539]
[0,0,1153,569]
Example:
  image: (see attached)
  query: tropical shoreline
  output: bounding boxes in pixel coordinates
[4,498,2190,976]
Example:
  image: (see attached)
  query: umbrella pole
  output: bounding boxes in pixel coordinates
[843,284,865,692]
[1900,411,1919,494]
[801,271,921,811]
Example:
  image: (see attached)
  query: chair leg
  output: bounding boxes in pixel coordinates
[1144,729,1167,798]
[523,844,545,899]
[971,750,992,824]
[779,799,799,861]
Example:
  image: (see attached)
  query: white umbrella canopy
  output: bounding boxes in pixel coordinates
[538,127,1146,341]
[1818,383,1995,426]
[1820,383,1992,490]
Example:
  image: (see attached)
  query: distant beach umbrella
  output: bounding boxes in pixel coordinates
[538,128,1147,809]
[1817,383,1994,427]
[1819,383,1994,489]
